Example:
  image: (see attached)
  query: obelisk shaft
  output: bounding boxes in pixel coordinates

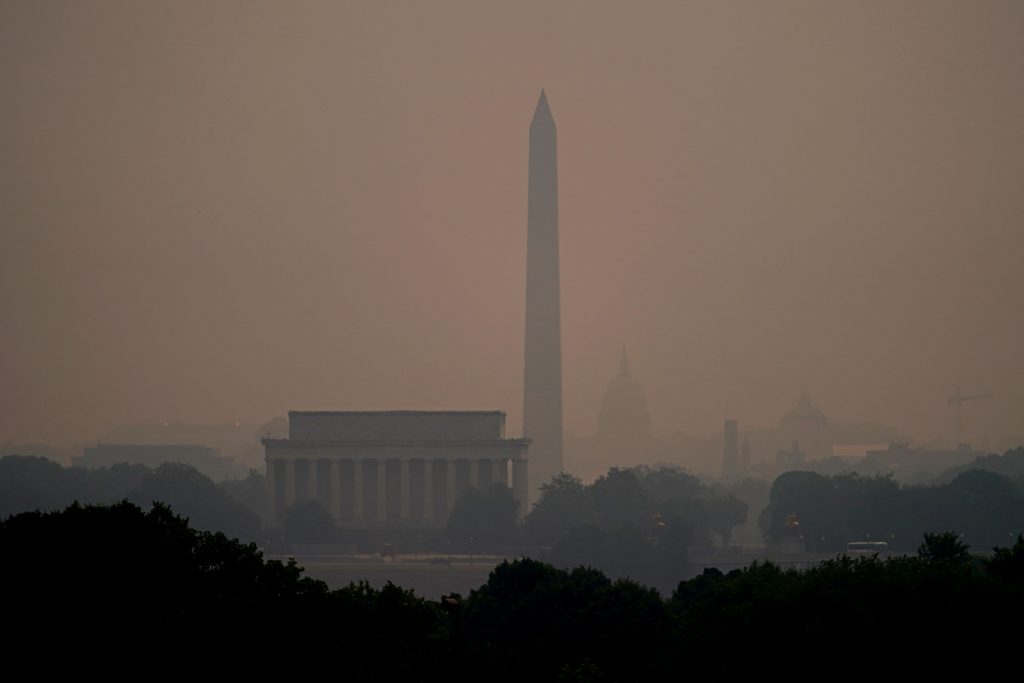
[523,90,563,502]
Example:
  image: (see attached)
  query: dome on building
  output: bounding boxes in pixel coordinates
[781,392,828,428]
[596,350,652,443]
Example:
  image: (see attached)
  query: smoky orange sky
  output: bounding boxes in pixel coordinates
[2,1,1022,449]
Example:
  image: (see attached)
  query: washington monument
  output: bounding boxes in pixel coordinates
[523,90,564,501]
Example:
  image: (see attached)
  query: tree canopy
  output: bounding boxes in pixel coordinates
[0,454,262,540]
[0,500,445,673]
[761,468,1024,552]
[446,482,519,546]
[521,466,747,589]
[283,499,339,543]
[3,500,1022,679]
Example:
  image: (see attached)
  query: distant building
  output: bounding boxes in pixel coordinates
[93,421,265,474]
[74,443,231,480]
[596,350,653,449]
[724,394,903,479]
[740,434,751,473]
[565,351,676,481]
[567,390,907,482]
[263,411,529,528]
[776,441,806,468]
[778,393,830,462]
[863,442,978,483]
[722,419,740,481]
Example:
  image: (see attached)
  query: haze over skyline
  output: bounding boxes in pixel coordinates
[2,2,1022,448]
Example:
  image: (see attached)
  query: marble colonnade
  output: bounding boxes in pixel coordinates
[265,454,528,527]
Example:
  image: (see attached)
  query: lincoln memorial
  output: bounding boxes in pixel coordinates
[263,411,529,527]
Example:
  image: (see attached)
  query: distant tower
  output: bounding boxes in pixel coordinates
[722,419,739,481]
[523,90,563,500]
[740,433,751,474]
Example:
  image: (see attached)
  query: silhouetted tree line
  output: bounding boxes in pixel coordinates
[935,446,1024,484]
[761,465,1024,552]
[0,455,263,540]
[516,467,746,587]
[437,466,748,588]
[8,449,1024,569]
[0,501,448,674]
[2,501,1022,679]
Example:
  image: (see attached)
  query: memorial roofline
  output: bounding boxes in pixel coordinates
[287,410,507,416]
[262,437,530,447]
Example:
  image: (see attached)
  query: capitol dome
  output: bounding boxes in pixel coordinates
[781,393,828,429]
[596,350,652,443]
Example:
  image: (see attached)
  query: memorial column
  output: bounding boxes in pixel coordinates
[308,459,318,503]
[399,459,410,521]
[495,457,509,487]
[284,458,296,512]
[376,458,386,523]
[330,460,341,520]
[266,458,278,523]
[446,459,456,517]
[423,459,434,524]
[353,459,364,522]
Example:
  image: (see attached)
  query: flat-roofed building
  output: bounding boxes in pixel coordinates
[263,411,529,527]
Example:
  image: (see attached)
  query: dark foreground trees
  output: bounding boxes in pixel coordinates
[3,501,1023,679]
[458,558,673,681]
[0,501,448,674]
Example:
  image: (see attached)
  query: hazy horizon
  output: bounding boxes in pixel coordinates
[2,2,1022,449]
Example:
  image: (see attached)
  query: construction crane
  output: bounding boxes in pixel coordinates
[948,386,991,446]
